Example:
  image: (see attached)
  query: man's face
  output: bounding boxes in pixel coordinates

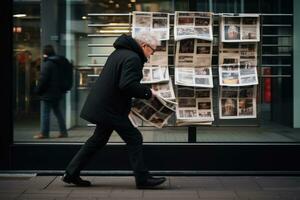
[142,43,156,59]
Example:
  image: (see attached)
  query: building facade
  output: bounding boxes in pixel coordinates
[1,0,300,173]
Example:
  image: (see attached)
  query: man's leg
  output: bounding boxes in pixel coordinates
[114,117,166,188]
[51,100,67,136]
[113,117,149,181]
[35,100,50,138]
[65,124,113,177]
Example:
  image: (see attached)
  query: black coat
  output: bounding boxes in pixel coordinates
[80,34,152,124]
[35,55,64,101]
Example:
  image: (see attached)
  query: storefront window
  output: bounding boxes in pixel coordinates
[13,0,296,143]
[13,0,41,140]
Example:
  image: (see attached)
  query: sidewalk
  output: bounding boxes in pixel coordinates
[1,175,300,199]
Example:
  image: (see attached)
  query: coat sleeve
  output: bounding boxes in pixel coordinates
[35,62,51,95]
[118,56,152,100]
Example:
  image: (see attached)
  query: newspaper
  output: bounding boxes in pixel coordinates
[219,85,257,119]
[131,95,176,128]
[219,43,257,66]
[175,39,213,88]
[174,11,213,41]
[147,40,168,66]
[176,86,214,125]
[175,39,212,66]
[128,111,142,128]
[141,65,169,83]
[219,63,258,86]
[220,14,260,42]
[151,79,176,100]
[175,66,213,88]
[141,41,170,84]
[132,11,170,40]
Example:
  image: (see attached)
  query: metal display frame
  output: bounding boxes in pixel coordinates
[81,12,293,142]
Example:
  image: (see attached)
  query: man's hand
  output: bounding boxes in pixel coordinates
[151,89,158,97]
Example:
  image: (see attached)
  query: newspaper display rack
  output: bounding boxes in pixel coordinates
[129,11,261,126]
[218,13,260,119]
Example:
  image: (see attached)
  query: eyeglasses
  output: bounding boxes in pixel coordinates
[146,44,156,53]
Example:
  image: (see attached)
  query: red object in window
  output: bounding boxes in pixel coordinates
[17,52,27,64]
[264,68,271,103]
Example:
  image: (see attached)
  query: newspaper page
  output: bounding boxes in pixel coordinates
[175,39,212,66]
[219,63,258,86]
[239,43,258,66]
[131,95,176,128]
[147,40,168,66]
[219,85,257,119]
[176,86,214,125]
[220,14,260,42]
[174,11,213,41]
[175,39,213,88]
[141,65,169,83]
[141,41,169,84]
[151,78,176,100]
[175,66,213,88]
[128,111,142,128]
[219,43,257,65]
[132,11,170,40]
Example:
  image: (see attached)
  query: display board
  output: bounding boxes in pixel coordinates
[86,12,261,127]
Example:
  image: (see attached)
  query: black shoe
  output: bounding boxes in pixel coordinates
[61,173,91,187]
[136,177,166,189]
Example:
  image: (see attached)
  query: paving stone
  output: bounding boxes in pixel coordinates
[220,178,262,190]
[18,192,68,199]
[236,191,281,199]
[197,190,238,198]
[143,190,199,198]
[55,198,97,200]
[68,189,110,198]
[28,176,58,189]
[0,192,21,199]
[278,191,300,198]
[1,175,300,199]
[25,188,72,194]
[198,198,236,200]
[17,198,56,200]
[171,177,224,190]
[247,198,281,200]
[110,189,143,198]
[0,180,32,190]
[256,178,300,191]
[143,198,199,200]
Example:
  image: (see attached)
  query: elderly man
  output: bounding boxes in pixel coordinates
[62,31,166,189]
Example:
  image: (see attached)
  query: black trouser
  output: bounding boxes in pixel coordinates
[65,116,149,182]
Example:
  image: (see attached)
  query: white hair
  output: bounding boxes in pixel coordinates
[133,30,161,48]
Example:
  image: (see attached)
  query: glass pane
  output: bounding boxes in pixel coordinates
[260,0,292,13]
[13,0,41,140]
[13,0,296,144]
[213,0,241,13]
[196,0,210,11]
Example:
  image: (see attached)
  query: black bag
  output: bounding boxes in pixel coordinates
[48,56,73,92]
